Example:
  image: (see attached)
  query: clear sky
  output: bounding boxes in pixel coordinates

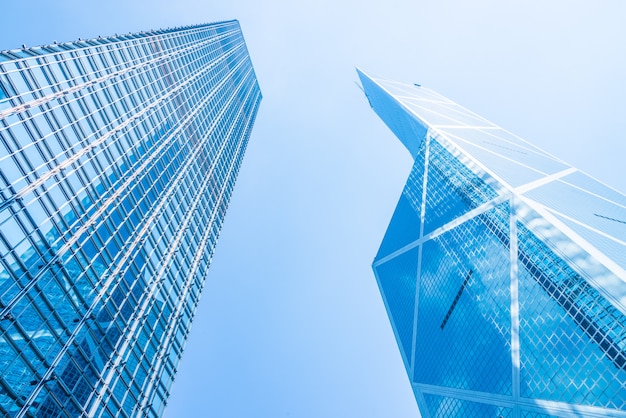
[2,1,625,417]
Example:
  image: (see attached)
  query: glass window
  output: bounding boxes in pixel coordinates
[0,82,8,101]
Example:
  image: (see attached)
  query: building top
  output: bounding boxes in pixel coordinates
[0,20,261,416]
[0,21,238,62]
[0,20,260,121]
[358,68,626,315]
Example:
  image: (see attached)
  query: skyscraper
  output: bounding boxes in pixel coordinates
[359,69,626,417]
[0,21,261,417]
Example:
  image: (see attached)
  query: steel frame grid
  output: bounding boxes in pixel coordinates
[0,21,261,417]
[364,70,626,418]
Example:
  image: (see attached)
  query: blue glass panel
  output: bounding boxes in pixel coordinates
[550,211,626,273]
[374,248,418,364]
[517,223,626,409]
[371,81,447,103]
[375,145,426,260]
[562,171,626,207]
[526,178,626,244]
[422,393,513,417]
[403,101,495,128]
[0,83,7,101]
[443,134,549,188]
[375,191,421,261]
[414,203,511,394]
[440,126,569,179]
[470,127,558,159]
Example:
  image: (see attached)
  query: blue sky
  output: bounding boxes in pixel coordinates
[2,1,625,417]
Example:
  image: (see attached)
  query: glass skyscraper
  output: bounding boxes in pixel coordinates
[0,21,261,417]
[359,70,626,417]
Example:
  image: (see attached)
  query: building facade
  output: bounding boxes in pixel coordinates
[359,70,626,417]
[0,21,261,417]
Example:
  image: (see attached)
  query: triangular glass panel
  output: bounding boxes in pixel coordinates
[376,150,426,260]
[374,247,419,367]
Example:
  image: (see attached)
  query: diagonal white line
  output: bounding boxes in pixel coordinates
[373,194,511,268]
[514,167,577,194]
[544,206,626,248]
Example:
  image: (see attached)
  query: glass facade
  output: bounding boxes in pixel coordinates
[359,69,626,417]
[0,21,261,417]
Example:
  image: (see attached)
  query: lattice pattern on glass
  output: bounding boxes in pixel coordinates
[414,203,512,395]
[520,411,559,418]
[517,222,626,409]
[422,393,513,418]
[364,72,626,418]
[423,139,498,236]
